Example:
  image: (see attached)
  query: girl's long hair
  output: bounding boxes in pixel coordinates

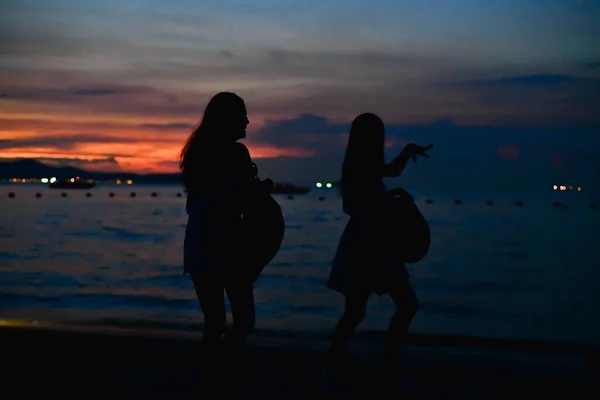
[340,113,385,197]
[180,92,244,167]
[179,92,245,186]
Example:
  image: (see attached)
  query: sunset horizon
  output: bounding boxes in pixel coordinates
[2,0,599,187]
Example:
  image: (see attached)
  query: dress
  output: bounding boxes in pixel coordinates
[182,143,250,279]
[327,184,409,296]
[183,195,244,277]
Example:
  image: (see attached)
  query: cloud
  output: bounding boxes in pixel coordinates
[588,62,600,70]
[1,83,177,104]
[1,155,121,171]
[0,80,199,120]
[156,160,180,168]
[1,1,600,183]
[39,156,120,170]
[70,89,124,96]
[137,123,195,130]
[0,134,140,150]
[465,74,578,87]
[253,114,344,151]
[248,114,600,189]
[2,37,599,126]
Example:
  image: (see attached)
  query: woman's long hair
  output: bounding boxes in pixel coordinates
[179,92,245,186]
[179,92,246,190]
[340,113,385,196]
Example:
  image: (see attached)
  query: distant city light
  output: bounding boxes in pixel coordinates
[553,184,583,192]
[316,182,323,188]
[126,179,133,185]
[21,179,25,183]
[116,179,122,184]
[70,178,75,183]
[41,178,49,183]
[326,183,332,188]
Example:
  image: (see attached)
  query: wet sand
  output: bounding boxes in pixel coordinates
[1,323,596,399]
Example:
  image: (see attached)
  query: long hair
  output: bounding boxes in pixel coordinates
[179,92,245,172]
[340,113,385,196]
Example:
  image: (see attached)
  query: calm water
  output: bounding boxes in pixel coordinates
[1,184,599,346]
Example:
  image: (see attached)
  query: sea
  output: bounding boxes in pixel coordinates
[1,184,599,348]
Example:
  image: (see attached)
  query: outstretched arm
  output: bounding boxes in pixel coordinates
[383,151,410,178]
[383,143,433,178]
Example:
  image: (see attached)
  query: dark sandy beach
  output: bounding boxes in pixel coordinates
[1,322,596,399]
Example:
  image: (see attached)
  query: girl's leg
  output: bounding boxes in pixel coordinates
[380,279,419,370]
[191,273,226,347]
[328,292,369,367]
[224,282,256,353]
[191,273,227,393]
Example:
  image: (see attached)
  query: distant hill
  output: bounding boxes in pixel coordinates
[0,159,183,184]
[0,159,312,189]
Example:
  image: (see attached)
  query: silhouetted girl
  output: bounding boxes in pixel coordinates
[180,92,257,360]
[327,113,433,376]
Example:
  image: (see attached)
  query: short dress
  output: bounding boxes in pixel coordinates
[327,185,409,296]
[183,192,244,278]
[183,143,250,280]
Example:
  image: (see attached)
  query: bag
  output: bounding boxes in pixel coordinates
[384,188,430,263]
[242,171,285,282]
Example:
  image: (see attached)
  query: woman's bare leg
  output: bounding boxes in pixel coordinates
[380,279,419,370]
[224,282,256,354]
[191,274,226,348]
[328,292,369,367]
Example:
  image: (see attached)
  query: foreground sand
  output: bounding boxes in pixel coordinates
[1,322,596,399]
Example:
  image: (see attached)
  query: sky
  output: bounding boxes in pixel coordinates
[1,0,599,189]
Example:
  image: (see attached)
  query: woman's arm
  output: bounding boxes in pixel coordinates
[382,150,410,177]
[383,143,434,177]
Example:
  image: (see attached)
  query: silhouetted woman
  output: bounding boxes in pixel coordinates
[180,92,257,361]
[326,113,433,376]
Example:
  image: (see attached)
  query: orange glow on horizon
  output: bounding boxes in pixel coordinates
[0,106,312,173]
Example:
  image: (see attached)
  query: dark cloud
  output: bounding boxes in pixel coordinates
[70,89,124,96]
[0,134,141,150]
[0,82,196,118]
[1,156,121,170]
[156,160,181,168]
[138,123,195,130]
[2,35,599,126]
[588,62,600,70]
[151,48,453,85]
[260,114,336,135]
[254,114,344,150]
[40,156,119,167]
[249,114,600,190]
[466,74,578,87]
[4,84,169,102]
[439,74,600,127]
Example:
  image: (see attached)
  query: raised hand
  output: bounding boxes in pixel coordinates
[402,143,433,163]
